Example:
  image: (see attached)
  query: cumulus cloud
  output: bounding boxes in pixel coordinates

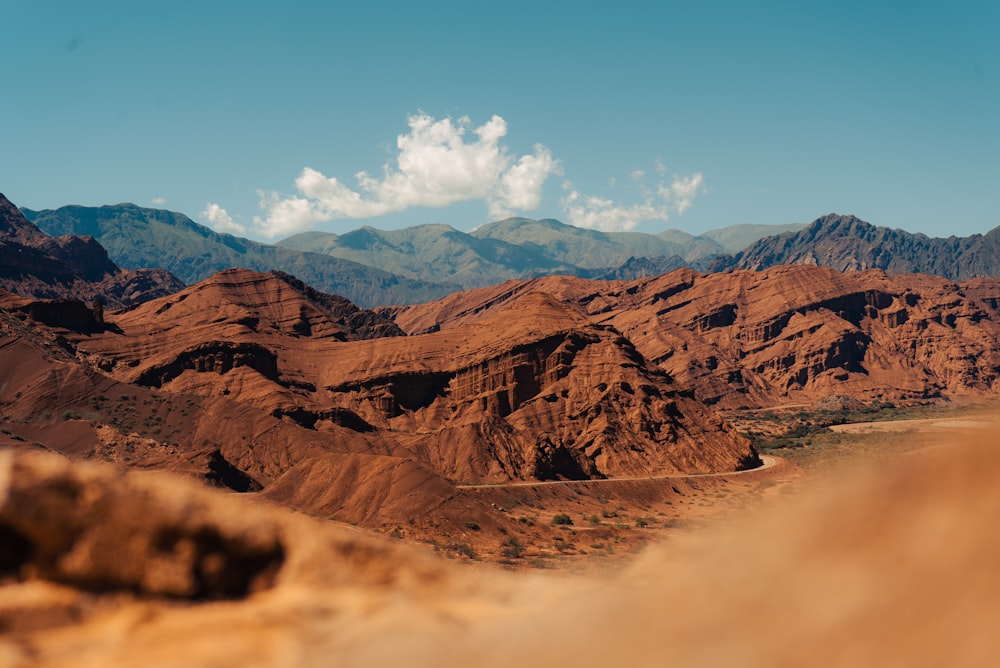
[562,170,705,233]
[202,203,246,234]
[151,197,167,206]
[253,113,560,238]
[661,173,705,215]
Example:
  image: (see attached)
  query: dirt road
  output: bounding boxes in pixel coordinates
[457,455,778,489]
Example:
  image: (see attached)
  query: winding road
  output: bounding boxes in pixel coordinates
[456,455,778,489]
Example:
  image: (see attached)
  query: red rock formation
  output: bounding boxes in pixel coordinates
[60,269,755,483]
[384,266,1000,408]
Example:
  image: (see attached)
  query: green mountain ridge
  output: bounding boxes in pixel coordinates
[277,223,578,289]
[24,201,813,302]
[23,204,458,307]
[278,217,804,289]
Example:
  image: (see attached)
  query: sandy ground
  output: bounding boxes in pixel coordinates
[830,415,1000,433]
[3,407,1000,666]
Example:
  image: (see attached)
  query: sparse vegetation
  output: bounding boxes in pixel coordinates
[554,540,575,554]
[500,536,524,559]
[447,542,477,559]
[551,513,573,526]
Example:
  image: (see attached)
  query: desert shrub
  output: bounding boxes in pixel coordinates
[551,513,573,526]
[501,536,524,559]
[447,542,477,559]
[464,521,481,531]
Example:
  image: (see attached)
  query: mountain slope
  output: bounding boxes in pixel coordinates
[1,194,182,307]
[469,217,723,268]
[720,213,1000,279]
[701,222,806,253]
[24,203,458,307]
[277,223,578,289]
[278,218,804,289]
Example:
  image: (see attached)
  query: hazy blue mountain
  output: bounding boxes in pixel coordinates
[702,222,806,253]
[468,218,722,269]
[278,217,799,289]
[24,204,458,307]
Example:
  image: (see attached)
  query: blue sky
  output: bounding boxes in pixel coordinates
[3,1,997,240]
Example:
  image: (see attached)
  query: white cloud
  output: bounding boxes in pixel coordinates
[562,168,705,232]
[490,146,558,218]
[202,203,246,234]
[253,113,560,237]
[660,173,705,215]
[151,197,167,206]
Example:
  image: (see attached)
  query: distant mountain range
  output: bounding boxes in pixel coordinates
[20,201,1000,307]
[714,213,1000,279]
[24,202,804,296]
[276,217,805,289]
[22,204,457,307]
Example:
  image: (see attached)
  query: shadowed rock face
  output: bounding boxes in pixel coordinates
[384,266,1000,408]
[716,213,1000,280]
[7,298,104,333]
[134,341,280,388]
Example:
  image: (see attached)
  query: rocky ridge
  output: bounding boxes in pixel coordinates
[0,193,183,308]
[56,268,755,483]
[384,265,1000,408]
[717,213,1000,279]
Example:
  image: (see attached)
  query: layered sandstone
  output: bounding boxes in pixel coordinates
[61,269,755,482]
[384,266,1000,407]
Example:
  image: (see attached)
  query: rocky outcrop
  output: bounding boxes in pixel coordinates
[2,422,1000,666]
[315,298,753,481]
[9,297,104,333]
[135,341,280,388]
[52,271,755,483]
[267,270,404,339]
[385,266,1000,408]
